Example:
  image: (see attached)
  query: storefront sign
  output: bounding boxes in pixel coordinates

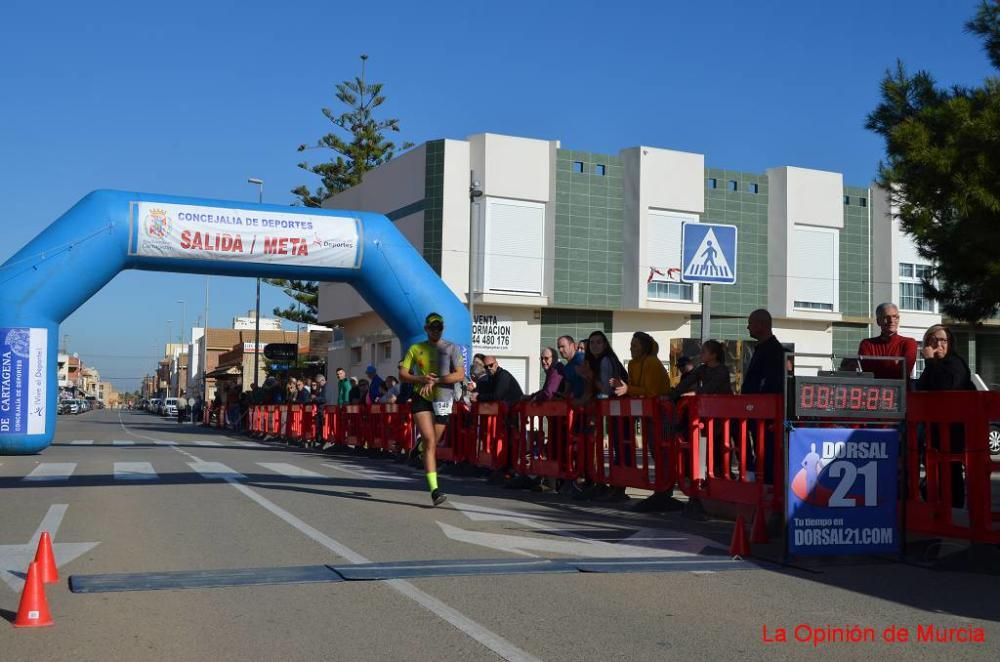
[472,314,512,351]
[133,202,361,268]
[0,327,47,435]
[787,427,899,556]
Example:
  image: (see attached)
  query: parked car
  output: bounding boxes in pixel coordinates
[148,398,162,414]
[163,397,179,417]
[65,400,80,415]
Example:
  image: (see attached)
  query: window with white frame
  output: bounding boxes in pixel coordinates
[483,198,544,296]
[790,226,838,312]
[646,209,696,302]
[899,263,936,312]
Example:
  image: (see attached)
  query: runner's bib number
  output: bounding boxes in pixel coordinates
[433,400,452,417]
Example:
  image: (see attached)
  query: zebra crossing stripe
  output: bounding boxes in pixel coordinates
[70,440,94,445]
[322,463,411,482]
[193,440,222,447]
[188,462,246,481]
[257,463,325,479]
[24,463,77,481]
[114,462,157,480]
[112,440,135,446]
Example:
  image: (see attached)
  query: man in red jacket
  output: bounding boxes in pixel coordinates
[854,302,917,380]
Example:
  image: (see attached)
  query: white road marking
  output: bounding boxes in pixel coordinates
[229,481,540,662]
[322,463,411,482]
[438,522,698,559]
[450,501,551,529]
[112,440,134,446]
[188,462,246,480]
[69,439,94,446]
[234,441,263,448]
[118,412,541,662]
[154,440,177,446]
[257,462,325,479]
[114,462,158,480]
[0,504,100,593]
[24,463,76,481]
[193,440,222,447]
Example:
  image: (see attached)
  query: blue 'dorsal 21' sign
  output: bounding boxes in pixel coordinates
[787,427,899,556]
[0,327,48,436]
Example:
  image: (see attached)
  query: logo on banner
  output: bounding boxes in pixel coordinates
[1,327,47,436]
[5,329,30,358]
[145,208,170,239]
[790,440,886,507]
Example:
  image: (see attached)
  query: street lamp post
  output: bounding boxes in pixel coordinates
[177,299,186,397]
[469,175,483,345]
[248,178,264,389]
[165,319,173,398]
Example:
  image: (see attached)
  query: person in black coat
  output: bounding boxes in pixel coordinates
[741,309,785,483]
[742,309,785,395]
[917,324,975,508]
[474,357,524,405]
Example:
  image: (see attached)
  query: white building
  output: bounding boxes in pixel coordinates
[317,133,1000,390]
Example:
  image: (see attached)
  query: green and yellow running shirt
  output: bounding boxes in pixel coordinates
[399,340,463,402]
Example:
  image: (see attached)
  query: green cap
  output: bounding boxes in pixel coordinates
[425,312,444,325]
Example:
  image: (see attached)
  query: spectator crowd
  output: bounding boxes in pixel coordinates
[206,301,976,512]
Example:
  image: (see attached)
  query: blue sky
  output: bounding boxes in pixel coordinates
[0,0,993,391]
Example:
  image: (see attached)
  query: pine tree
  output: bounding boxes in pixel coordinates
[866,1,1000,321]
[271,55,412,323]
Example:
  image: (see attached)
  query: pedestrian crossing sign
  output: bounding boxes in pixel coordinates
[680,222,737,284]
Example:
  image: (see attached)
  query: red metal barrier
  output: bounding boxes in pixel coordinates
[905,391,1000,544]
[369,403,414,454]
[589,398,671,491]
[469,402,510,471]
[676,394,785,516]
[512,400,583,480]
[338,404,369,447]
[301,404,318,446]
[437,403,471,463]
[320,405,338,445]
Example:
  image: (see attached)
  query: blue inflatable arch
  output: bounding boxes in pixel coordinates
[0,189,471,455]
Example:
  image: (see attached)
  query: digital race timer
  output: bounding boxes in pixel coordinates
[793,375,906,420]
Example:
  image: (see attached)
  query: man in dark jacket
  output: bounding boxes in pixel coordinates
[742,309,785,396]
[742,308,785,484]
[474,356,524,405]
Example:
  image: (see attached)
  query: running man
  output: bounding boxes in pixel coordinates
[398,312,465,506]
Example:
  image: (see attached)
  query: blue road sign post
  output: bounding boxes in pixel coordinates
[681,223,737,342]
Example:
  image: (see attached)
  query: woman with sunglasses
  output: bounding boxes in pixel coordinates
[917,324,974,508]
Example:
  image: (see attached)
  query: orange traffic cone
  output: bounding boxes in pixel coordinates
[34,532,58,584]
[13,562,54,628]
[729,515,751,558]
[750,505,769,544]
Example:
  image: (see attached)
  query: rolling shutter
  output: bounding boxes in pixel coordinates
[484,199,544,295]
[791,227,837,310]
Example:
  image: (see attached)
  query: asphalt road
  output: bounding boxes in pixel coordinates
[1,409,998,661]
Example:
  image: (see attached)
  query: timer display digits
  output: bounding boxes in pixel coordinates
[794,377,905,419]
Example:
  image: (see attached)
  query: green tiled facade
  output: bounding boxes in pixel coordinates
[832,323,870,359]
[540,308,614,356]
[422,140,445,274]
[553,150,624,308]
[841,186,871,317]
[702,169,769,316]
[689,316,751,342]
